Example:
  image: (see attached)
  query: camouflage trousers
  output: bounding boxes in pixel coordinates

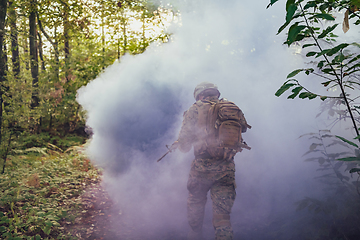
[187,169,236,240]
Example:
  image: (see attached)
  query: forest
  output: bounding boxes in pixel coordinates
[1,0,360,239]
[0,0,174,239]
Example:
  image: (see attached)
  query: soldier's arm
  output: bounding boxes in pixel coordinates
[177,105,198,153]
[240,110,251,133]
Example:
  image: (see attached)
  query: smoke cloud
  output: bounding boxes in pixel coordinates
[77,0,359,239]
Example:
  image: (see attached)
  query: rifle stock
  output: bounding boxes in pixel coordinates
[156,141,179,162]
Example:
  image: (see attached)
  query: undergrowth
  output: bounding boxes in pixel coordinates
[14,132,87,151]
[0,143,101,240]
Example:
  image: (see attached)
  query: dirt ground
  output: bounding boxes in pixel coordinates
[63,181,121,240]
[64,180,188,240]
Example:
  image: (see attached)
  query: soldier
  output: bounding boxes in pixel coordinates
[176,82,249,240]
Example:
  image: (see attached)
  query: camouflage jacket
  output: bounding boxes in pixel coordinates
[178,96,246,173]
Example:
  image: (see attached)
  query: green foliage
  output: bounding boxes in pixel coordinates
[267,1,360,238]
[0,0,175,174]
[12,132,86,152]
[0,145,100,239]
[296,130,360,238]
[336,135,359,148]
[268,0,360,170]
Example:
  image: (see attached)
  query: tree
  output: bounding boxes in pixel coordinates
[268,0,360,170]
[0,0,174,173]
[29,0,39,108]
[9,1,20,77]
[0,0,8,173]
[268,0,360,238]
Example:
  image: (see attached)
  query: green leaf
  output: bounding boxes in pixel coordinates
[275,83,296,97]
[295,34,308,42]
[351,42,360,48]
[303,43,316,48]
[321,81,332,87]
[286,4,297,22]
[318,24,339,39]
[346,63,360,72]
[299,92,317,99]
[288,86,303,99]
[349,168,360,173]
[334,53,345,62]
[316,49,332,58]
[335,136,359,148]
[326,43,349,56]
[337,157,360,161]
[277,21,291,35]
[305,68,314,75]
[317,61,325,68]
[321,68,335,75]
[287,23,307,45]
[348,54,360,64]
[306,51,317,57]
[287,69,303,78]
[286,0,295,11]
[266,0,279,8]
[304,2,317,10]
[320,96,327,101]
[36,212,46,217]
[311,13,335,21]
[45,220,53,227]
[43,225,51,235]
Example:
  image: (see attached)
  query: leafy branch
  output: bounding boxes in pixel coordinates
[269,0,360,139]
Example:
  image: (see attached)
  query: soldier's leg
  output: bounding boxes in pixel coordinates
[210,172,236,240]
[187,170,212,240]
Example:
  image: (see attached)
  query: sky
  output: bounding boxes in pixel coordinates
[77,0,359,239]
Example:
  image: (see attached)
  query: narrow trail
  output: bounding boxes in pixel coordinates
[64,180,188,240]
[63,181,121,240]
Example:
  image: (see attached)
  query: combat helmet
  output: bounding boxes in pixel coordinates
[193,82,220,101]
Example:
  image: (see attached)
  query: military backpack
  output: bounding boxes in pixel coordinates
[196,99,250,159]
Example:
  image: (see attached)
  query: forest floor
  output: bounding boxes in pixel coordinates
[63,176,188,240]
[63,178,122,240]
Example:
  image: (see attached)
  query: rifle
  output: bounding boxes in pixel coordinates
[157,141,179,162]
[239,141,251,151]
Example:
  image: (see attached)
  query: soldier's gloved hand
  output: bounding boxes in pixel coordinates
[169,141,179,151]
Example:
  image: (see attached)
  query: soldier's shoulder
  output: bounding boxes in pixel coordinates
[183,103,198,116]
[219,98,236,105]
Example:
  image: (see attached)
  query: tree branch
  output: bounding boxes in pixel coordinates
[36,13,59,57]
[300,3,360,138]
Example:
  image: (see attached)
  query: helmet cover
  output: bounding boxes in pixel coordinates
[193,82,220,100]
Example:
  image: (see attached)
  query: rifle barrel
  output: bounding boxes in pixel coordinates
[157,150,170,162]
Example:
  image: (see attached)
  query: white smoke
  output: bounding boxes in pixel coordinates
[77,0,358,239]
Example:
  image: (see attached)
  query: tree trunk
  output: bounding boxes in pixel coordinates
[3,43,7,73]
[63,1,70,82]
[29,0,39,108]
[9,1,19,77]
[142,10,146,52]
[0,0,8,145]
[37,32,45,71]
[54,27,59,81]
[102,7,105,70]
[122,10,127,54]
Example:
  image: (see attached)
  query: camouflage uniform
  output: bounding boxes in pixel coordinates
[178,96,247,240]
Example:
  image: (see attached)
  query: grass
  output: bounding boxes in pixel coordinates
[0,144,100,240]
